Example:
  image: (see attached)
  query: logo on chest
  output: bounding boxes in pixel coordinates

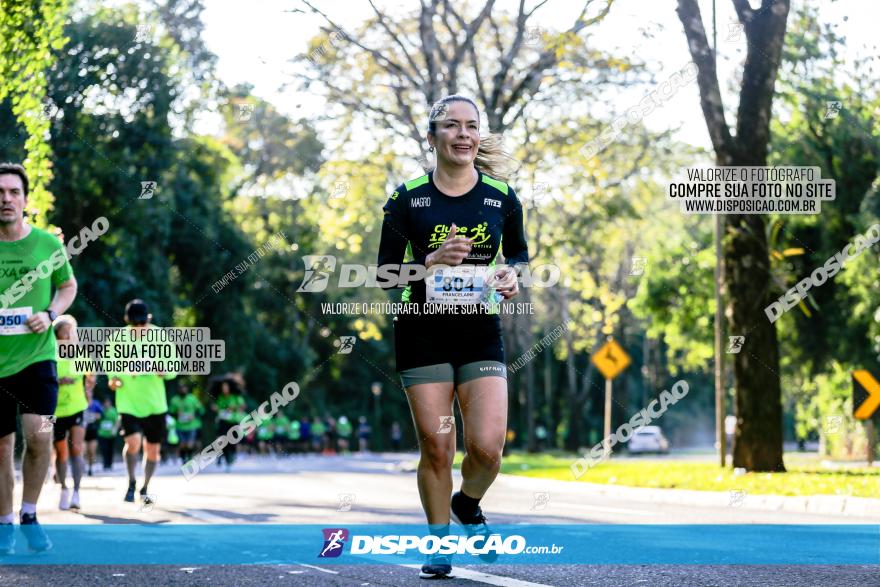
[484,198,501,208]
[410,197,431,208]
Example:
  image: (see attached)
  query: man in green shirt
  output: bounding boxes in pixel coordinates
[52,315,95,511]
[108,299,176,504]
[96,397,118,470]
[0,163,77,553]
[337,415,353,453]
[286,417,301,454]
[213,379,245,470]
[169,383,203,464]
[311,417,327,453]
[256,417,274,454]
[271,412,290,455]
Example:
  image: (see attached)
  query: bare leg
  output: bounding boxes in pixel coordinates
[69,426,85,491]
[21,414,54,506]
[456,377,507,499]
[405,382,456,525]
[0,433,14,517]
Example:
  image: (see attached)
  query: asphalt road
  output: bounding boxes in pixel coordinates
[1,453,877,586]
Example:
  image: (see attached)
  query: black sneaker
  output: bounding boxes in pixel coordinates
[450,492,498,563]
[139,487,154,506]
[19,513,52,552]
[419,553,452,579]
[0,523,14,555]
[124,481,136,503]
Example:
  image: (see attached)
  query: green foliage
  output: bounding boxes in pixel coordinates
[0,0,71,218]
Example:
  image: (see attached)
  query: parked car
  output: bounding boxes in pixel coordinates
[627,426,670,454]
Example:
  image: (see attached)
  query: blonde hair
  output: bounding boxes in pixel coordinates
[427,95,519,183]
[53,314,78,342]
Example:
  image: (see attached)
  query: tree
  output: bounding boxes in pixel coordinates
[0,0,71,215]
[676,0,791,471]
[294,0,620,160]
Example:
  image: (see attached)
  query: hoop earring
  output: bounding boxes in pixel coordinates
[428,146,434,153]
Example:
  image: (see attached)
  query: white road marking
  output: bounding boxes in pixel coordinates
[184,509,231,523]
[570,504,662,516]
[297,563,340,574]
[400,565,553,586]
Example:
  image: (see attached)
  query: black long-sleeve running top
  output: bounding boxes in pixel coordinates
[377,170,529,313]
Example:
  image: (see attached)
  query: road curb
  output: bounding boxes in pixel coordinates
[500,473,880,518]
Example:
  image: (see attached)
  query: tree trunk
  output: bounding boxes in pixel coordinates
[561,286,581,450]
[723,157,785,471]
[677,0,790,471]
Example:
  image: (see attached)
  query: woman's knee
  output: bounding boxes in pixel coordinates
[465,438,503,470]
[420,437,455,472]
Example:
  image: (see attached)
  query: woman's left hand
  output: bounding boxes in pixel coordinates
[491,267,518,299]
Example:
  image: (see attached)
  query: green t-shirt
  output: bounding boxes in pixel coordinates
[166,415,179,444]
[312,421,326,436]
[108,325,176,417]
[0,226,73,378]
[215,394,245,423]
[287,419,301,440]
[97,406,118,438]
[337,420,352,437]
[54,358,88,417]
[169,394,203,431]
[256,421,274,441]
[271,414,290,436]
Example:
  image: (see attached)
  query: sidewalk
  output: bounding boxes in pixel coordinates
[502,472,880,518]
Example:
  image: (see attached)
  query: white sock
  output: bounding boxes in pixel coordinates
[21,502,37,515]
[0,513,13,524]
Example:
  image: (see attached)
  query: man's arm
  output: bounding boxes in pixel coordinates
[50,277,78,316]
[25,277,78,333]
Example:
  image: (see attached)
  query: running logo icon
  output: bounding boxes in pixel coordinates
[630,256,647,276]
[824,415,843,435]
[337,493,356,512]
[824,101,842,119]
[727,336,745,354]
[298,255,336,292]
[139,181,157,200]
[319,528,349,558]
[38,415,56,433]
[237,103,255,121]
[330,181,350,199]
[437,415,454,434]
[531,492,550,511]
[336,336,356,354]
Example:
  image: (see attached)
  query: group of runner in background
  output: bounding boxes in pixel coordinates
[51,327,389,506]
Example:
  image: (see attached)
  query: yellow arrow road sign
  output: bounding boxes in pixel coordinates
[592,339,631,380]
[853,370,880,420]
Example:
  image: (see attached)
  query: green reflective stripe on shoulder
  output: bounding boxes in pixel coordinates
[481,174,508,195]
[404,174,429,191]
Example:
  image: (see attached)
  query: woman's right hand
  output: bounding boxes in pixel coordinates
[426,224,473,268]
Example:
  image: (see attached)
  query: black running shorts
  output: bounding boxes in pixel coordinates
[393,316,506,387]
[53,411,85,442]
[120,413,167,444]
[0,360,59,438]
